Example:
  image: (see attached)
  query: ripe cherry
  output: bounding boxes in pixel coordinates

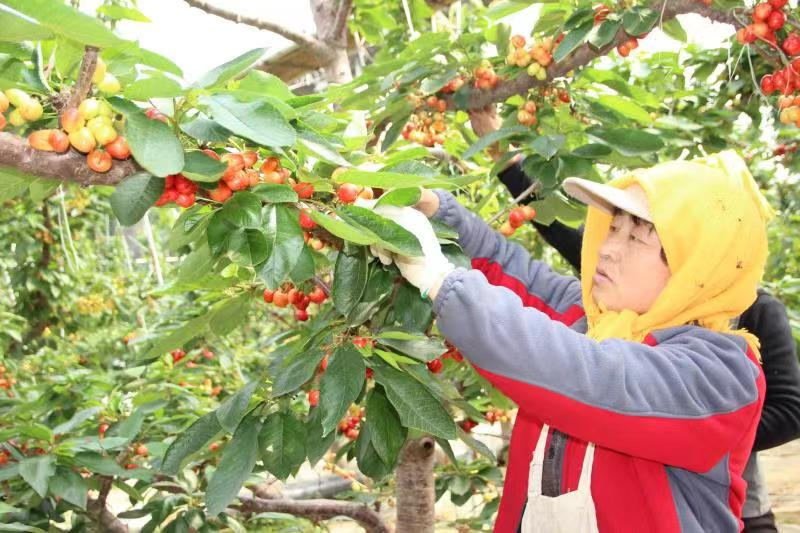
[753,3,773,23]
[767,10,785,31]
[87,150,112,173]
[273,290,289,308]
[241,150,258,168]
[299,211,317,230]
[294,182,314,199]
[105,136,131,159]
[337,183,360,203]
[427,359,443,373]
[308,389,319,407]
[263,289,274,303]
[499,222,515,237]
[135,444,148,457]
[98,423,110,437]
[208,182,233,203]
[49,130,69,153]
[352,336,371,349]
[508,207,526,229]
[308,286,326,304]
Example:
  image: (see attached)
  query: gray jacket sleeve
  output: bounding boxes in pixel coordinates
[432,189,582,317]
[432,267,764,472]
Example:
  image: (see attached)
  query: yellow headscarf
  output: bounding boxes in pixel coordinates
[580,150,775,357]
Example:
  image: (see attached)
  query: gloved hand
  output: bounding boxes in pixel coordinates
[355,198,455,298]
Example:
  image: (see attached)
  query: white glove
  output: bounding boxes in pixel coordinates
[354,198,454,298]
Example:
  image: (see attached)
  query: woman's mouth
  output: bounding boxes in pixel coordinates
[593,268,612,285]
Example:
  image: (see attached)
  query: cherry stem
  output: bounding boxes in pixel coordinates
[486,179,540,225]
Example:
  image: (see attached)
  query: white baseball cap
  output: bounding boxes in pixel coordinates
[562,177,652,223]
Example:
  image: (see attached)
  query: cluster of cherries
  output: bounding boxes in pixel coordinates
[402,95,449,147]
[517,100,538,127]
[170,347,215,368]
[736,0,792,50]
[155,174,199,208]
[337,405,365,441]
[25,97,131,173]
[0,364,14,398]
[506,34,554,80]
[499,205,538,237]
[263,283,328,322]
[473,59,500,90]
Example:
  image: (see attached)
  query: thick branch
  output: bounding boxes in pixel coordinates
[331,0,354,43]
[182,0,330,56]
[0,132,138,186]
[87,498,129,533]
[236,496,390,533]
[65,47,98,111]
[452,0,741,109]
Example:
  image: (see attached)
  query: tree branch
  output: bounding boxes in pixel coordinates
[449,0,742,110]
[0,132,139,186]
[64,46,98,111]
[235,496,390,533]
[87,498,129,533]
[182,0,330,56]
[331,0,354,43]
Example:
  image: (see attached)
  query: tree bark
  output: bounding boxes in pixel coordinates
[236,495,390,533]
[395,437,436,533]
[310,0,353,83]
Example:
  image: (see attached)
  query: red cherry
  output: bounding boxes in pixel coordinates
[769,0,787,6]
[320,355,329,371]
[427,359,443,373]
[767,10,786,31]
[761,74,776,94]
[365,367,374,379]
[508,207,526,229]
[753,3,773,23]
[308,389,319,407]
[295,309,309,321]
[308,286,326,304]
[263,289,274,303]
[293,182,314,199]
[337,183,360,204]
[299,210,317,230]
[352,336,371,349]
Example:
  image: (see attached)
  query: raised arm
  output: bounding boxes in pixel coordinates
[433,267,765,472]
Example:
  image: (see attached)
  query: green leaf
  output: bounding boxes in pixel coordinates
[230,228,270,266]
[52,407,102,435]
[588,19,621,49]
[332,244,368,316]
[0,523,46,532]
[305,405,335,466]
[2,0,122,48]
[124,76,183,100]
[182,151,228,183]
[333,168,451,189]
[49,471,87,510]
[179,116,234,143]
[18,455,54,498]
[337,205,423,257]
[208,293,251,336]
[390,284,433,332]
[377,333,444,363]
[296,130,350,166]
[458,427,496,462]
[203,94,296,147]
[375,187,421,208]
[622,7,658,37]
[320,346,366,437]
[259,412,306,480]
[271,348,326,397]
[0,5,54,42]
[216,382,258,433]
[662,18,687,42]
[365,387,406,466]
[96,4,150,22]
[216,191,263,228]
[161,412,222,475]
[194,48,266,89]
[289,245,315,285]
[374,365,457,440]
[553,20,594,63]
[110,408,146,442]
[462,126,528,160]
[0,166,35,201]
[109,172,163,226]
[571,143,613,159]
[236,70,294,101]
[28,179,59,203]
[347,267,393,327]
[355,423,391,480]
[251,183,298,203]
[595,95,653,125]
[258,204,305,288]
[307,210,375,246]
[529,135,565,160]
[206,415,262,516]
[107,97,184,177]
[588,127,665,156]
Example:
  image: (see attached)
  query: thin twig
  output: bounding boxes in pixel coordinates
[331,0,353,42]
[64,46,98,111]
[487,180,540,225]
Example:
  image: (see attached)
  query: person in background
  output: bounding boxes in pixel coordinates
[469,105,800,533]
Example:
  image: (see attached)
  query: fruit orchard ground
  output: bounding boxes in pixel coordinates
[762,438,800,530]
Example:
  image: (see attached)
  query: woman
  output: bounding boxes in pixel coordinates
[365,151,773,532]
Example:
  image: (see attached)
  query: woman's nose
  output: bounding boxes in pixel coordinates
[599,235,622,262]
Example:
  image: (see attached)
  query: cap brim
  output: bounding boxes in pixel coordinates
[562,177,652,222]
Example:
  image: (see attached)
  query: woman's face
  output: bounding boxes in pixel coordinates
[592,210,671,314]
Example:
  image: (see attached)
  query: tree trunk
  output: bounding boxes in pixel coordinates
[310,0,353,84]
[395,437,436,533]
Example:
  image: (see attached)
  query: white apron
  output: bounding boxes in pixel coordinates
[520,424,599,533]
